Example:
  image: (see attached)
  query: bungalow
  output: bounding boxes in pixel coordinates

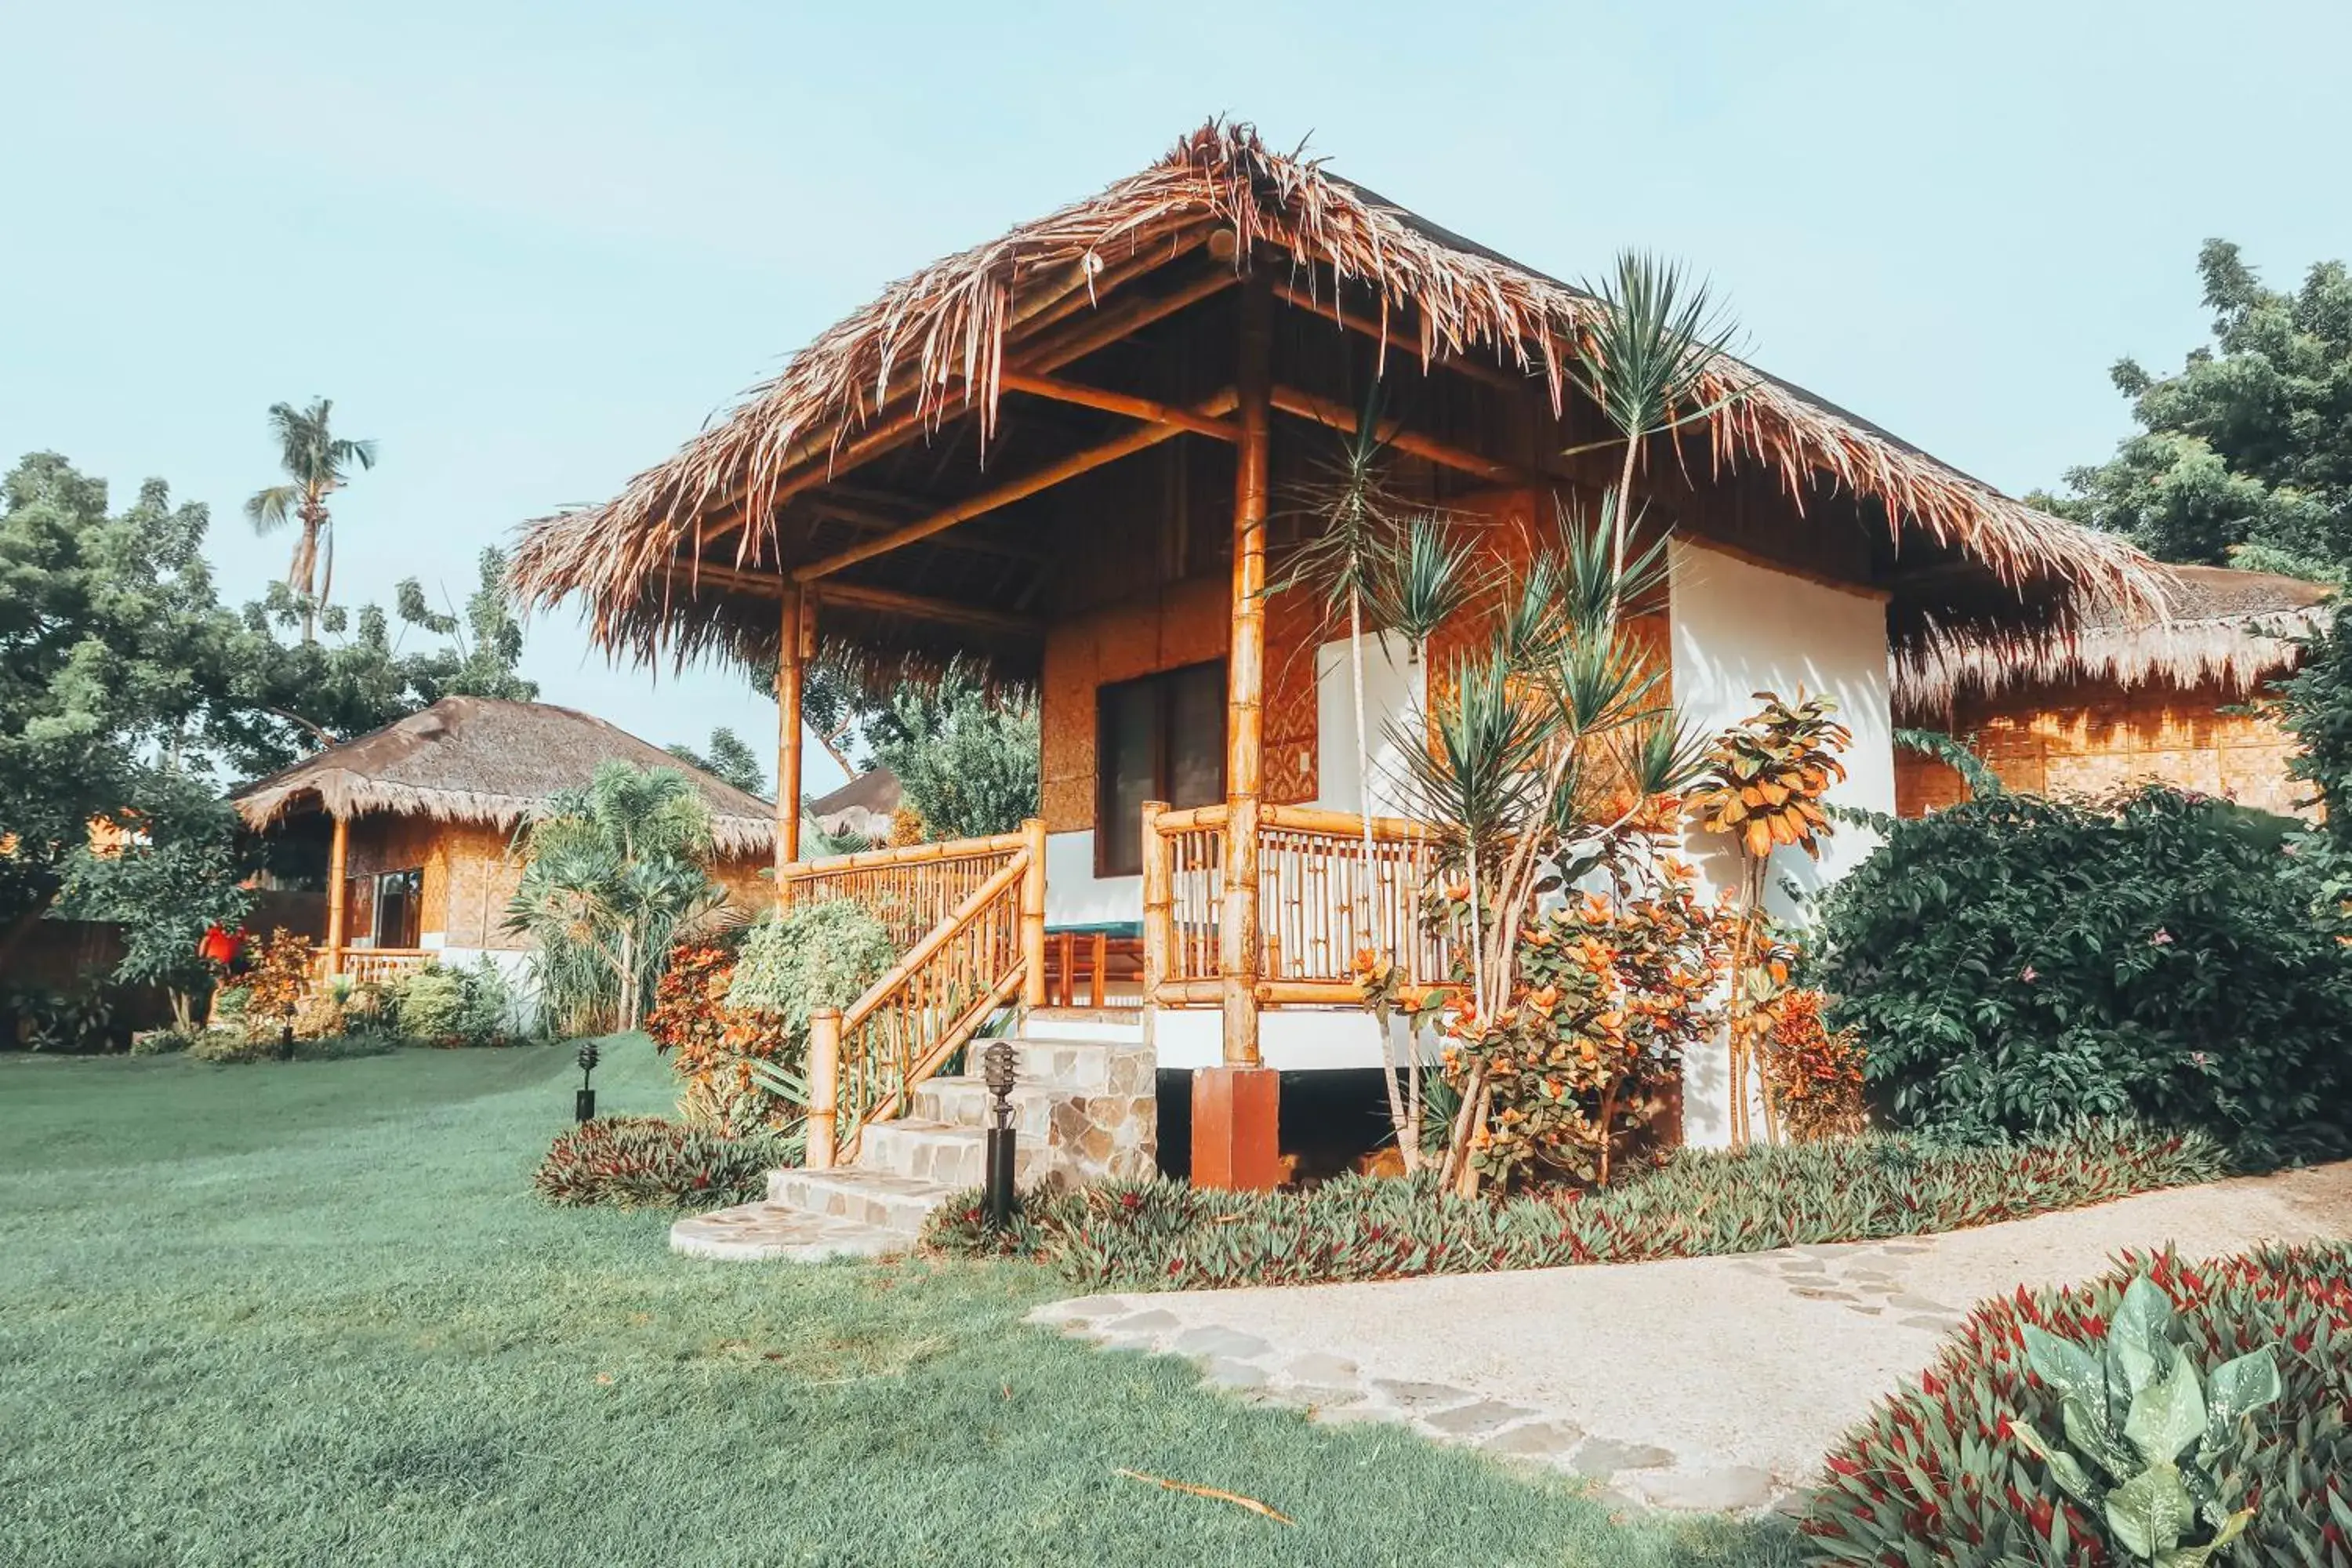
[229,697,779,986]
[512,121,2158,1216]
[1895,564,2332,817]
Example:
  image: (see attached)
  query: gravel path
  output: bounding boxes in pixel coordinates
[1032,1162,2352,1513]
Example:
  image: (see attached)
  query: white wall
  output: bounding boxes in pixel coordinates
[1312,630,1424,817]
[1044,829,1142,928]
[1150,1005,1436,1071]
[1668,538,1895,1147]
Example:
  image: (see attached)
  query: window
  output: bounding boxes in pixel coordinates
[1096,662,1225,876]
[372,869,423,949]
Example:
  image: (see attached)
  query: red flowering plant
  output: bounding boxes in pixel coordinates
[644,936,795,1135]
[1759,984,1867,1142]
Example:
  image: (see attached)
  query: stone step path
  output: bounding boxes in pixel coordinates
[1029,1162,2352,1514]
[670,1010,1155,1262]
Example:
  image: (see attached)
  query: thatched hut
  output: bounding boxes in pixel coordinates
[1894,565,2333,817]
[511,119,2162,1176]
[230,697,777,983]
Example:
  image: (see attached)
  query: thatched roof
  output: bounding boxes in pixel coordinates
[808,767,900,840]
[512,118,2161,685]
[230,697,777,857]
[1895,564,2336,715]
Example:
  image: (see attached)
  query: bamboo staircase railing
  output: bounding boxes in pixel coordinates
[800,821,1047,1168]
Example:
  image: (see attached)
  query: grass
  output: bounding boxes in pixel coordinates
[0,1040,1798,1568]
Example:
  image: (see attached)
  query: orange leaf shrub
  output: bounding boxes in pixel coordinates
[645,939,797,1135]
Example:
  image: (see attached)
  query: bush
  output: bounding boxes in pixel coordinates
[386,960,515,1047]
[1814,785,2352,1165]
[924,1123,2227,1291]
[1802,1243,2352,1566]
[532,1116,779,1210]
[726,899,895,1036]
[645,936,794,1135]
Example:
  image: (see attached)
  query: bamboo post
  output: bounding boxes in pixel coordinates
[1018,816,1047,1009]
[1219,267,1272,1069]
[807,1007,841,1170]
[1139,800,1171,998]
[323,813,349,978]
[775,582,807,889]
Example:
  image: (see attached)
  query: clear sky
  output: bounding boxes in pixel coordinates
[7,0,2347,796]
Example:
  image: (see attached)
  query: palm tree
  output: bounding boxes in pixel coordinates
[504,764,724,1035]
[245,398,377,642]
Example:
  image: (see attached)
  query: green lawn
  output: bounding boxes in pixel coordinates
[0,1041,1798,1567]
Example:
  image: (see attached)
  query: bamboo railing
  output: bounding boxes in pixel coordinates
[778,829,1029,952]
[802,822,1047,1168]
[1143,802,1445,1006]
[315,948,435,986]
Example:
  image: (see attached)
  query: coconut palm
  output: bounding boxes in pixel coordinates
[503,763,724,1035]
[245,398,377,642]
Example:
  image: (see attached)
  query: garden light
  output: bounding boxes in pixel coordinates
[981,1038,1016,1230]
[575,1038,600,1123]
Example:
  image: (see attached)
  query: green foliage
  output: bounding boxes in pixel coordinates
[666,725,768,797]
[531,1115,778,1210]
[1803,1245,2350,1567]
[1,983,121,1053]
[2052,241,2352,568]
[1893,727,2005,800]
[726,898,895,1037]
[1813,785,2352,1164]
[385,960,515,1047]
[869,666,1039,839]
[505,763,724,1036]
[51,768,252,1019]
[925,1123,2224,1291]
[2005,1278,2278,1565]
[2273,614,2352,845]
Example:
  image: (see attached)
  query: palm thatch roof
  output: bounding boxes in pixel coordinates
[230,697,777,857]
[1895,564,2335,715]
[511,118,2161,685]
[808,767,900,840]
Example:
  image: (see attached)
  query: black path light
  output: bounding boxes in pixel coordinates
[575,1038,601,1123]
[982,1037,1018,1230]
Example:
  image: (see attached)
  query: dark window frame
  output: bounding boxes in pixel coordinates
[370,867,424,949]
[1094,660,1227,877]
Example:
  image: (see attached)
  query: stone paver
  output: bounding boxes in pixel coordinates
[1030,1161,2352,1514]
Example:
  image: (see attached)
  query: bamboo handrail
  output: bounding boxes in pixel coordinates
[802,833,1041,1167]
[778,830,1027,884]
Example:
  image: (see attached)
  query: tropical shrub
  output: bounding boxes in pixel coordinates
[1764,987,1868,1143]
[727,899,895,1036]
[1367,867,1730,1188]
[1,984,121,1053]
[868,665,1040,840]
[387,960,514,1047]
[504,762,725,1035]
[532,1116,779,1210]
[1803,1243,2352,1567]
[1814,785,2352,1165]
[235,929,314,1045]
[646,936,786,1134]
[925,1123,2225,1291]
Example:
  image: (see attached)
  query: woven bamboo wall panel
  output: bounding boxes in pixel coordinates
[1895,678,2310,819]
[1039,575,1232,833]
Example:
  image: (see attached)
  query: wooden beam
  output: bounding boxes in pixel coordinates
[775,584,805,877]
[1269,383,1530,485]
[1271,278,1532,394]
[324,814,349,978]
[695,267,1243,552]
[792,389,1240,583]
[1000,371,1239,443]
[661,558,1042,636]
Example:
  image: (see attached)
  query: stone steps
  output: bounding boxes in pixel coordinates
[667,1018,1157,1261]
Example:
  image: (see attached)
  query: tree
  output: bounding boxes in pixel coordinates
[667,727,768,797]
[503,763,724,1035]
[245,398,377,641]
[51,770,252,1030]
[2051,241,2352,573]
[869,667,1040,840]
[0,455,246,952]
